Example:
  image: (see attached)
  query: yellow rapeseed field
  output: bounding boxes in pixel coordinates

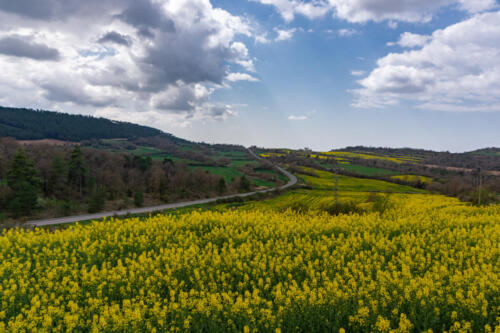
[0,198,499,332]
[391,175,433,184]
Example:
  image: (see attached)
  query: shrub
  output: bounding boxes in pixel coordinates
[134,190,144,207]
[88,187,106,213]
[321,201,365,216]
[370,194,393,214]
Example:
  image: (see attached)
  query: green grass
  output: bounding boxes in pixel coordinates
[474,151,500,156]
[100,138,128,145]
[252,178,276,188]
[177,143,199,152]
[148,153,199,164]
[216,151,249,159]
[339,164,400,176]
[229,159,258,167]
[132,146,162,155]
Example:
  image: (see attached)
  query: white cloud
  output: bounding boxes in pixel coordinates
[351,70,366,76]
[288,115,308,120]
[226,72,259,82]
[337,28,358,37]
[236,59,256,72]
[274,27,297,41]
[254,0,497,23]
[331,0,497,22]
[252,0,330,22]
[388,21,398,29]
[353,10,500,112]
[255,33,271,44]
[0,0,256,126]
[388,32,431,48]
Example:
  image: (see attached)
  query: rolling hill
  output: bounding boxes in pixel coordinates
[0,106,164,141]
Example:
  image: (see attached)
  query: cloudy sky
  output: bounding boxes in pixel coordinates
[0,0,499,152]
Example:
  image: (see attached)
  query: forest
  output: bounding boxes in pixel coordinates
[0,106,163,141]
[0,138,259,224]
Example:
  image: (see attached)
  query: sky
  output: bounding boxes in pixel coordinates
[0,0,499,152]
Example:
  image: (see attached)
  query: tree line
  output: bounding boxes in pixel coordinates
[0,106,163,141]
[0,139,252,223]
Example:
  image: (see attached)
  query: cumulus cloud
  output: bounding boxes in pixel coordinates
[252,0,330,22]
[353,10,500,112]
[387,32,431,48]
[254,0,497,23]
[274,27,296,41]
[41,81,116,107]
[151,82,210,112]
[337,28,358,37]
[98,31,132,46]
[255,33,271,44]
[351,70,366,76]
[236,59,256,72]
[0,0,258,125]
[226,72,259,82]
[0,36,60,60]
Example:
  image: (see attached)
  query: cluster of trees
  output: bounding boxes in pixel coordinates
[0,139,253,221]
[0,106,163,141]
[427,174,500,205]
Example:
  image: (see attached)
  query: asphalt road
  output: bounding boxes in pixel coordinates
[26,149,297,227]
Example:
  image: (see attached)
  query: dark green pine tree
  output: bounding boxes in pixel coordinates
[217,177,227,195]
[68,146,88,197]
[48,154,68,199]
[239,175,251,192]
[7,149,39,215]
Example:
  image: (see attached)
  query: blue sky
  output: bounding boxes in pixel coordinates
[0,0,499,152]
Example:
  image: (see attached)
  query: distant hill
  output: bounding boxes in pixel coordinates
[334,145,500,171]
[0,106,163,141]
[471,148,500,156]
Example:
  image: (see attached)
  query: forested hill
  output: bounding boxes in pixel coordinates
[0,106,163,141]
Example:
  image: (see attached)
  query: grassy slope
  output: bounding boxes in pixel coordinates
[338,163,400,176]
[189,165,243,182]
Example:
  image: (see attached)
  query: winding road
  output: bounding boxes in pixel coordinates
[26,148,297,227]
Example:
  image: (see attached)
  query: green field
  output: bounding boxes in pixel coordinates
[216,151,250,159]
[211,166,427,213]
[131,145,162,155]
[252,178,276,187]
[338,163,400,176]
[229,159,258,167]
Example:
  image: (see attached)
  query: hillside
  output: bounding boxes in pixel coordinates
[0,106,163,141]
[336,146,500,171]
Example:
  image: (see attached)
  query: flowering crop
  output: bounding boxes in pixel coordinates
[0,198,498,332]
[391,175,433,184]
